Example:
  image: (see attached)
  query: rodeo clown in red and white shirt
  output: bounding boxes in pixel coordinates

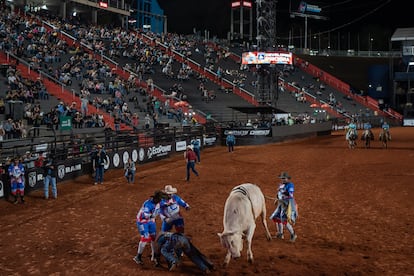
[133,190,167,265]
[159,185,191,233]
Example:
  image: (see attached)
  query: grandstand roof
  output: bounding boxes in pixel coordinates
[391,28,414,42]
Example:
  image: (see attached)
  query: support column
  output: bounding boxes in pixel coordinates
[230,8,234,40]
[60,1,67,20]
[240,6,243,40]
[92,9,98,25]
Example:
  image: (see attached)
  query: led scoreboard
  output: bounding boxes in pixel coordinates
[241,51,293,65]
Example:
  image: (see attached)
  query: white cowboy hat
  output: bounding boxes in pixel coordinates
[187,145,193,150]
[164,185,177,194]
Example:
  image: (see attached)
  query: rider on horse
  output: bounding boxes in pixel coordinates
[346,120,358,140]
[381,121,391,140]
[362,121,374,140]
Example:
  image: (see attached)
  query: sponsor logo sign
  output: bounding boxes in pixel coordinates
[203,136,217,146]
[0,180,4,198]
[123,151,129,165]
[103,156,110,170]
[147,144,172,159]
[176,141,187,151]
[139,148,145,162]
[58,165,65,179]
[28,172,37,187]
[132,149,138,162]
[224,129,271,137]
[65,164,82,173]
[113,153,120,167]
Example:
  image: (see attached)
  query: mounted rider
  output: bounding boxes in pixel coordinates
[346,119,358,140]
[381,121,391,140]
[362,121,374,140]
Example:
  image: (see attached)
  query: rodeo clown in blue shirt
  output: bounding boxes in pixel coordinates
[159,185,191,233]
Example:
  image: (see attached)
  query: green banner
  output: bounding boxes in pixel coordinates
[60,116,72,130]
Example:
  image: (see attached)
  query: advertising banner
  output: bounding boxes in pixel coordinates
[242,52,293,65]
[60,116,72,131]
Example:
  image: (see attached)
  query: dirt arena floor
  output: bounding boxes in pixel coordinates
[1,127,413,276]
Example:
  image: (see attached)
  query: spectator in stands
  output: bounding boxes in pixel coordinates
[0,123,4,141]
[73,112,84,128]
[23,151,36,169]
[144,114,151,129]
[43,155,57,199]
[114,115,121,132]
[80,95,89,116]
[32,113,42,137]
[131,113,139,131]
[4,118,13,140]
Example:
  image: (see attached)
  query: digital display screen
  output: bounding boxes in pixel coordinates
[241,52,293,65]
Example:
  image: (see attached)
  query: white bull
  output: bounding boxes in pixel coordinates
[218,183,272,266]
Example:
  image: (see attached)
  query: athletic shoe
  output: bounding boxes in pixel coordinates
[290,234,297,242]
[275,233,284,239]
[133,255,143,265]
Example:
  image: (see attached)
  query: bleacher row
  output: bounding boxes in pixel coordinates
[0,5,402,141]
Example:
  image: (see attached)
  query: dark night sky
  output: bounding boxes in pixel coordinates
[157,0,412,50]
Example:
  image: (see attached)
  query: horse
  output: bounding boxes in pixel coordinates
[361,129,374,149]
[346,129,358,149]
[379,128,391,149]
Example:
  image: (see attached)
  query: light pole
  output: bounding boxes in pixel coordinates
[368,33,373,56]
[290,11,327,52]
[370,37,374,56]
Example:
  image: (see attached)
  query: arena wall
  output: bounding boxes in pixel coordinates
[0,122,332,199]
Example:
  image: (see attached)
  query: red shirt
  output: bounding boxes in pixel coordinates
[186,150,197,161]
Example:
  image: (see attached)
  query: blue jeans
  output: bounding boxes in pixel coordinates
[125,170,136,183]
[44,175,57,199]
[95,166,104,183]
[227,141,234,152]
[158,233,210,271]
[193,148,201,162]
[186,161,198,181]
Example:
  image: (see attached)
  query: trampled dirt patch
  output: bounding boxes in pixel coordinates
[1,127,413,275]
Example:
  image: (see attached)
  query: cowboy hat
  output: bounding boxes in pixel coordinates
[97,144,103,149]
[186,145,193,150]
[164,185,177,194]
[278,172,291,179]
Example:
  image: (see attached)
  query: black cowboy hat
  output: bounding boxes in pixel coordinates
[278,172,291,179]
